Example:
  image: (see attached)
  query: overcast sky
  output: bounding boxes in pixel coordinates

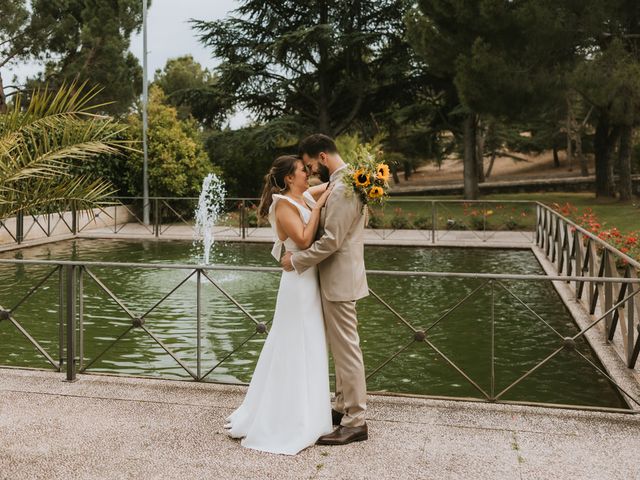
[130,0,237,78]
[10,0,249,127]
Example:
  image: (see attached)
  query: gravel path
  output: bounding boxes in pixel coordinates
[1,368,639,479]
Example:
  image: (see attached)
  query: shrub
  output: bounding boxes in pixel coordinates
[390,215,410,229]
[367,211,384,229]
[124,85,215,198]
[246,207,258,228]
[413,215,432,230]
[505,218,521,230]
[470,216,487,230]
[446,218,468,230]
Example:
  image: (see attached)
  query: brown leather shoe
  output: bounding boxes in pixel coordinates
[316,424,368,445]
[331,409,344,426]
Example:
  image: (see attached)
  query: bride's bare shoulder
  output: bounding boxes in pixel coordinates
[274,197,299,218]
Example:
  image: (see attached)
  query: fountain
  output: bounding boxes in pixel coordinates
[194,173,226,264]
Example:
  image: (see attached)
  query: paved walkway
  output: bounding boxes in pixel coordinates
[77,224,534,249]
[0,222,534,252]
[1,369,639,480]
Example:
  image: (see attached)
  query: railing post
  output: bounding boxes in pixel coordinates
[603,250,613,336]
[431,202,436,244]
[535,204,540,246]
[543,209,550,254]
[58,266,64,369]
[628,270,639,368]
[555,217,562,273]
[16,209,24,244]
[574,232,584,299]
[241,200,246,240]
[65,264,77,382]
[71,201,77,235]
[154,198,160,237]
[196,268,202,380]
[490,280,495,401]
[78,266,84,370]
[113,202,118,234]
[482,201,487,242]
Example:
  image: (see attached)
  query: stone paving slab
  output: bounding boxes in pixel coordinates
[1,369,639,480]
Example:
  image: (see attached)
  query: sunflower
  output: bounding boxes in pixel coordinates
[353,168,371,187]
[376,163,390,182]
[368,186,384,198]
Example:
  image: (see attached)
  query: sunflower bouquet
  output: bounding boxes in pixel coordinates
[341,143,390,207]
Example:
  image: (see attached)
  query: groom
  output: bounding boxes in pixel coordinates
[281,133,369,445]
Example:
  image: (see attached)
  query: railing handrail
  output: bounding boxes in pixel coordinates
[0,258,637,283]
[536,202,640,270]
[104,196,537,204]
[107,196,259,201]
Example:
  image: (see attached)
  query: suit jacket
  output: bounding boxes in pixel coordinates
[292,171,369,302]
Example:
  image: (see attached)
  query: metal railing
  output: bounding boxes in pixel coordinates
[0,257,638,412]
[366,199,536,244]
[0,197,537,246]
[535,204,640,369]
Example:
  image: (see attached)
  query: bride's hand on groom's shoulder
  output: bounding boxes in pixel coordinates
[281,251,294,272]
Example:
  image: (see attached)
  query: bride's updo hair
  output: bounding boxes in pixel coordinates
[258,155,301,219]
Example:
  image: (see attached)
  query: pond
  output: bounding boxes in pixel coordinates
[0,238,627,409]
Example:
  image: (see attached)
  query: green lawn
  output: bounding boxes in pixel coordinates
[382,193,640,234]
[216,192,639,238]
[484,193,640,233]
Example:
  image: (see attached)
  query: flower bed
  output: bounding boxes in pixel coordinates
[551,202,640,262]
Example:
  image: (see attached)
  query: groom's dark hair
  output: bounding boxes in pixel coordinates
[299,133,338,158]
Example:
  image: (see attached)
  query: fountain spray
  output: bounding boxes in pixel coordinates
[194,173,226,264]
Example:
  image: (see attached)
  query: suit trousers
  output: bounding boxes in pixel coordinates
[321,292,367,427]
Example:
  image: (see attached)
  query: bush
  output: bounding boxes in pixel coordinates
[446,218,468,230]
[505,217,522,230]
[367,210,384,229]
[390,209,410,229]
[204,118,302,197]
[413,215,432,230]
[124,85,215,198]
[246,207,258,227]
[470,216,487,230]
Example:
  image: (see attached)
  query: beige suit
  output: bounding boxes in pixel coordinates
[292,168,368,427]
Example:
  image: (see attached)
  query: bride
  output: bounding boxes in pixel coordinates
[224,155,333,455]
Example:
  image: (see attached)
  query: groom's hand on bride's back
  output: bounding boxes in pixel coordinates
[281,251,294,272]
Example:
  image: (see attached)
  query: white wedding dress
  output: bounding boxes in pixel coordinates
[224,192,332,455]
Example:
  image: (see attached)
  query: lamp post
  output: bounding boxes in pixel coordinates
[142,0,150,225]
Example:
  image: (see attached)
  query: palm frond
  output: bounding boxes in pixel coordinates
[0,175,116,219]
[0,82,131,220]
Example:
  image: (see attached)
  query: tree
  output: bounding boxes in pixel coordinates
[573,39,640,198]
[204,119,300,197]
[192,0,415,136]
[123,85,213,198]
[0,1,51,112]
[406,1,484,199]
[153,55,231,127]
[407,1,608,199]
[0,83,128,218]
[27,0,148,116]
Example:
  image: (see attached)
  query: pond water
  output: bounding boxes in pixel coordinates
[0,238,626,408]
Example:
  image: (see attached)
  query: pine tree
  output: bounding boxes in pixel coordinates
[153,55,232,127]
[192,0,415,136]
[0,1,50,112]
[27,0,148,115]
